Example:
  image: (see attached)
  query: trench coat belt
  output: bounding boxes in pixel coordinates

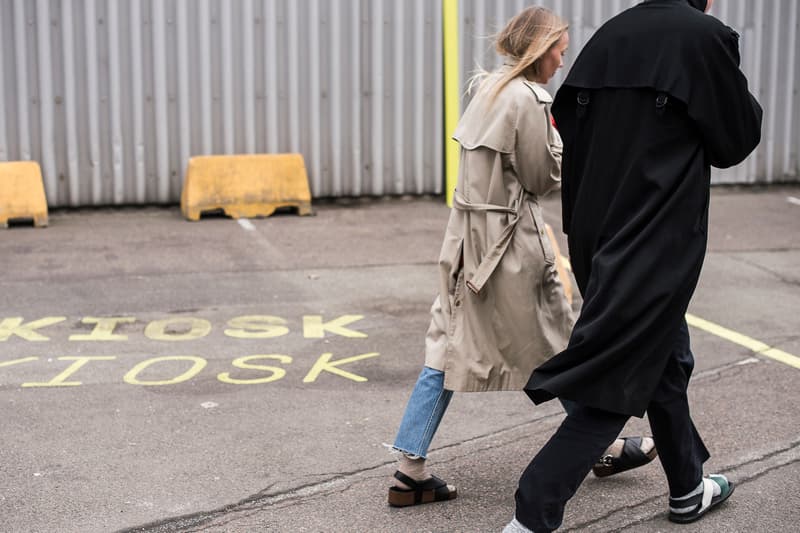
[453,187,526,294]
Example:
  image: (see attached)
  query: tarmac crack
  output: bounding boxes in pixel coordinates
[120,362,780,532]
[565,437,800,532]
[723,252,800,286]
[691,356,761,382]
[118,412,565,532]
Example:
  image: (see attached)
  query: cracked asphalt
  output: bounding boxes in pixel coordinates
[1,186,798,532]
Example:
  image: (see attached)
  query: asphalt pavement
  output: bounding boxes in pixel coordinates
[1,186,798,532]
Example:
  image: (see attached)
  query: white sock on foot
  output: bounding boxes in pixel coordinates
[502,518,534,533]
[394,454,430,489]
[603,436,655,457]
[673,481,704,502]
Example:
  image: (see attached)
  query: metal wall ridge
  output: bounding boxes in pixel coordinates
[0,0,443,207]
[459,0,799,186]
[0,1,796,208]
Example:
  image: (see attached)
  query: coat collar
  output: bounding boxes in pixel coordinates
[524,81,553,104]
[644,0,708,11]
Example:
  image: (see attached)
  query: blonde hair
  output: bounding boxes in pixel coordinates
[471,7,568,101]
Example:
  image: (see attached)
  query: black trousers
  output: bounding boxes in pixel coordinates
[514,320,710,532]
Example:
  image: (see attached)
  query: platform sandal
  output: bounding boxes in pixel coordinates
[668,474,735,524]
[592,436,658,477]
[387,471,458,507]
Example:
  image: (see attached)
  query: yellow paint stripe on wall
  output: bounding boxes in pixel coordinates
[686,313,800,369]
[443,0,460,206]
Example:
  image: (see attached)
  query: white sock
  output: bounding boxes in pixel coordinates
[604,436,655,457]
[711,479,721,497]
[674,478,721,501]
[674,481,704,501]
[502,518,534,533]
[394,454,430,488]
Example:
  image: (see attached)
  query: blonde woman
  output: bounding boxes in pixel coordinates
[387,6,655,508]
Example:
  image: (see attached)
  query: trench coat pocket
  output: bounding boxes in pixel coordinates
[448,270,465,329]
[445,238,464,295]
[527,203,556,265]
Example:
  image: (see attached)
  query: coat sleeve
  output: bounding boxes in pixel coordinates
[512,98,563,196]
[690,26,763,169]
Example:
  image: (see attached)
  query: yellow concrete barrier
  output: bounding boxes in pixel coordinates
[0,161,49,228]
[181,154,312,221]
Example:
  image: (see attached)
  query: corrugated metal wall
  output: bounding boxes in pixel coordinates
[0,0,443,207]
[0,1,797,207]
[460,0,800,185]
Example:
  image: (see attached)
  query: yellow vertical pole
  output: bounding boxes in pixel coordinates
[442,0,460,206]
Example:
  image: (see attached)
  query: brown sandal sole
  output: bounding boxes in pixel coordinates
[387,471,458,507]
[387,485,458,507]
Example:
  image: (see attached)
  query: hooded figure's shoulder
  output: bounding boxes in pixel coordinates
[583,1,728,53]
[693,14,741,64]
[561,1,743,103]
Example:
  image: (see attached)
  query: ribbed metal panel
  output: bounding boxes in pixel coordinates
[0,1,796,208]
[459,0,800,185]
[0,0,443,206]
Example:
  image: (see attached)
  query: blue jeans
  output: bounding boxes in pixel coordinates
[392,366,454,458]
[393,366,578,459]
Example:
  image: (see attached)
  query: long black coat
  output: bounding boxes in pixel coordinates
[524,0,763,417]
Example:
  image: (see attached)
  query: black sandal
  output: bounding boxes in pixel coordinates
[668,475,735,524]
[387,471,458,507]
[592,436,658,478]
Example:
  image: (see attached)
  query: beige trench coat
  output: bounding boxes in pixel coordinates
[425,68,575,392]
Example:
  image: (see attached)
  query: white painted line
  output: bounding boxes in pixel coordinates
[787,196,800,206]
[237,218,256,231]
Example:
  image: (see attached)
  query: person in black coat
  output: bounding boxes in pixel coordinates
[504,1,762,531]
